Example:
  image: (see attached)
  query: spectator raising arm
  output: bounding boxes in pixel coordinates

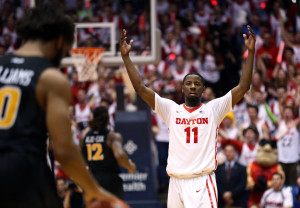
[279,14,293,48]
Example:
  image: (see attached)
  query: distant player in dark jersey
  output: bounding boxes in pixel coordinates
[0,4,128,208]
[81,106,136,199]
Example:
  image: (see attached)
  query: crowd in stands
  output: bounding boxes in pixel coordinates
[1,0,300,207]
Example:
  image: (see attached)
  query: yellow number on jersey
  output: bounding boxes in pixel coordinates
[0,86,21,129]
[86,143,104,161]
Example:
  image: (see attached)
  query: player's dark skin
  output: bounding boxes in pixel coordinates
[121,25,256,207]
[120,25,256,110]
[182,75,205,107]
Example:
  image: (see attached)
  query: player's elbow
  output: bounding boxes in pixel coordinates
[238,84,250,95]
[113,149,129,165]
[114,151,127,161]
[135,84,147,95]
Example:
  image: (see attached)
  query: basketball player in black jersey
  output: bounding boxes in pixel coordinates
[0,5,128,208]
[81,106,136,199]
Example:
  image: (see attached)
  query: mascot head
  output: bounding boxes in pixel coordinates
[255,139,278,168]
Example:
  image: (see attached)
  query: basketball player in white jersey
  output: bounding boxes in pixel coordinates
[120,26,256,207]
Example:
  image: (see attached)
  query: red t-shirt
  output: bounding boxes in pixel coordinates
[256,44,279,80]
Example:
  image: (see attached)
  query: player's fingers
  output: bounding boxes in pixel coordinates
[252,32,256,40]
[129,40,134,46]
[247,25,256,39]
[121,37,128,46]
[249,32,255,41]
[247,25,252,32]
[242,34,247,41]
[120,34,126,43]
[249,29,254,36]
[121,29,125,39]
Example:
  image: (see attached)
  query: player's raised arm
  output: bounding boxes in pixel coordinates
[231,25,256,107]
[120,29,155,110]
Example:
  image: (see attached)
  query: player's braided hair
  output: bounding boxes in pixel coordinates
[89,106,109,131]
[16,4,74,45]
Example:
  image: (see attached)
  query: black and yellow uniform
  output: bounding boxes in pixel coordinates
[0,54,62,208]
[82,129,123,198]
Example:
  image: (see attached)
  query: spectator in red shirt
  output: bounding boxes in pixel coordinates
[256,31,279,81]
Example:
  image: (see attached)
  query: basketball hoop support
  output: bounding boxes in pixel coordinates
[60,0,161,67]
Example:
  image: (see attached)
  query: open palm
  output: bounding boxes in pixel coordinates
[120,29,133,57]
[244,25,256,52]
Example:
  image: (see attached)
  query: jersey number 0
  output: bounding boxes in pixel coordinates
[0,86,21,129]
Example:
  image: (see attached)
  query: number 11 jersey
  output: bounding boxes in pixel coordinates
[154,91,232,178]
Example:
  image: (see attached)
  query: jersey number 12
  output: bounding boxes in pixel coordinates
[86,143,104,161]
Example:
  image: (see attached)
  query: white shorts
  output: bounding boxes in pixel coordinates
[167,173,218,208]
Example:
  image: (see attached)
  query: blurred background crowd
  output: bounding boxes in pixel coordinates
[1,0,300,207]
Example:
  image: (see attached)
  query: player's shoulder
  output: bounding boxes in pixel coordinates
[108,131,122,140]
[40,67,68,84]
[107,131,123,146]
[36,68,71,105]
[156,93,178,106]
[39,68,69,87]
[208,91,232,103]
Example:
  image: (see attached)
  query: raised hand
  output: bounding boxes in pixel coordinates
[243,25,256,52]
[120,29,133,57]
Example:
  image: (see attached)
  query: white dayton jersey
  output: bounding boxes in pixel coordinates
[155,91,232,178]
[260,187,293,208]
